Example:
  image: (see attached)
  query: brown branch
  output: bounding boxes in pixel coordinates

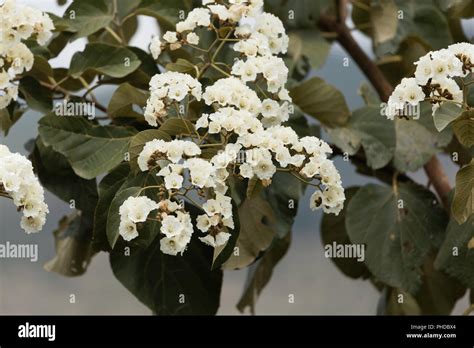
[318,12,452,209]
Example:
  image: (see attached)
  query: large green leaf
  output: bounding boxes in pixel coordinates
[451,160,474,225]
[290,77,350,127]
[31,138,98,212]
[223,195,277,269]
[108,83,149,118]
[321,187,371,279]
[110,240,223,315]
[136,0,192,31]
[69,43,140,78]
[93,163,130,252]
[433,103,463,132]
[346,182,448,293]
[159,118,196,137]
[370,0,398,45]
[63,0,113,39]
[393,102,452,172]
[264,0,333,29]
[19,77,52,113]
[110,204,223,315]
[38,115,136,179]
[436,214,474,288]
[237,233,291,314]
[452,110,474,148]
[104,47,160,89]
[0,103,25,136]
[287,30,330,70]
[375,1,453,56]
[328,106,396,169]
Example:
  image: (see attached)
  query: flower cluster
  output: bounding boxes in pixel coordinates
[144,72,202,126]
[0,0,54,108]
[149,0,263,59]
[385,43,474,119]
[0,145,49,233]
[120,0,346,256]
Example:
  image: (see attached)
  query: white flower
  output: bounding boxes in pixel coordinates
[119,219,139,241]
[150,37,162,59]
[199,232,231,247]
[161,215,184,237]
[186,32,199,45]
[163,31,178,43]
[20,214,46,234]
[119,196,158,223]
[253,157,276,180]
[164,172,184,190]
[137,139,168,171]
[160,236,185,256]
[0,145,48,233]
[196,214,212,232]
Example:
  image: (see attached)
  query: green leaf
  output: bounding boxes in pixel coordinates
[69,43,140,78]
[159,118,196,137]
[93,163,130,252]
[25,55,53,82]
[44,211,95,277]
[110,219,223,315]
[375,2,453,56]
[19,77,52,113]
[371,0,398,45]
[128,129,171,172]
[328,106,396,169]
[288,30,330,69]
[290,76,350,127]
[264,0,333,29]
[393,102,452,172]
[223,195,276,269]
[38,114,136,179]
[321,187,371,279]
[108,83,149,118]
[433,102,463,132]
[262,172,305,238]
[237,233,291,314]
[31,138,98,212]
[136,0,192,31]
[451,161,474,225]
[165,58,197,77]
[0,103,25,136]
[358,82,381,107]
[436,214,474,288]
[63,0,114,39]
[452,110,474,148]
[346,182,448,293]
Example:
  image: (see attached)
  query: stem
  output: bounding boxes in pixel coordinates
[105,26,124,45]
[0,192,12,200]
[211,63,231,77]
[318,5,452,210]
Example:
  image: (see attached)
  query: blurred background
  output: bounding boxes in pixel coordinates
[0,0,471,315]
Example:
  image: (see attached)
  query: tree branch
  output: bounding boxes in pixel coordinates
[318,13,452,209]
